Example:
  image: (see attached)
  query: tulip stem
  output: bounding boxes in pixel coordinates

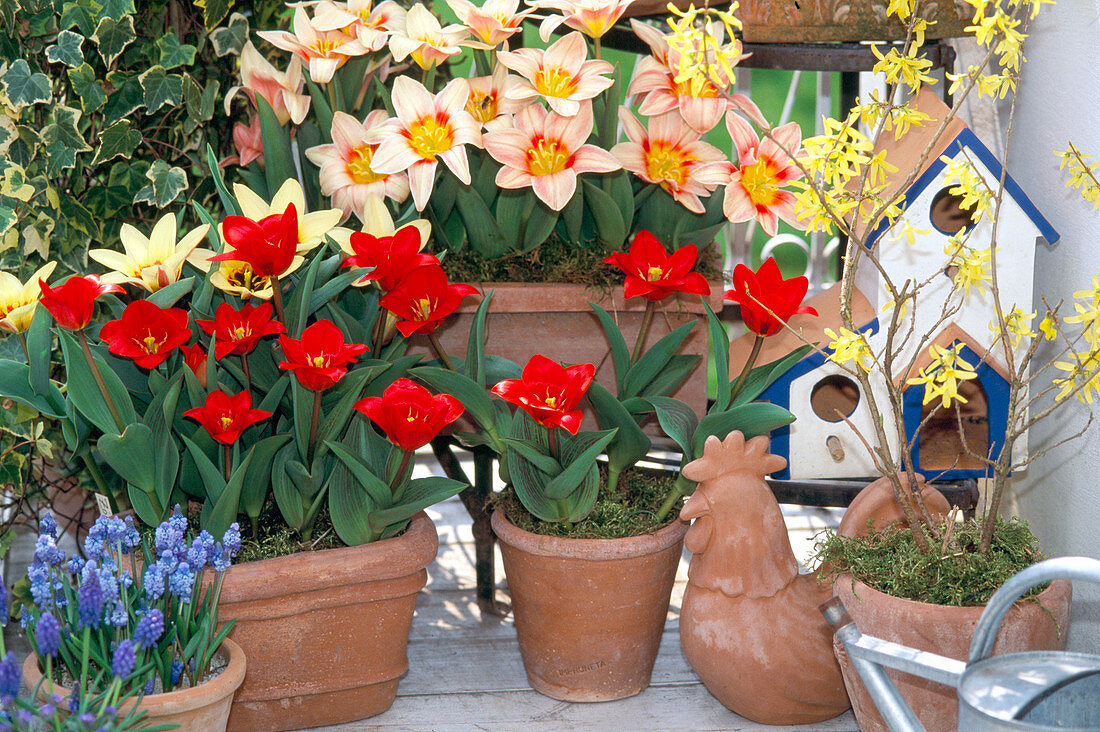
[594,36,602,60]
[328,75,342,114]
[631,300,658,363]
[392,449,416,502]
[728,334,765,404]
[77,330,125,433]
[80,449,111,498]
[428,332,456,371]
[308,390,322,463]
[17,332,29,363]
[241,353,252,392]
[656,480,687,522]
[270,275,286,324]
[547,428,560,460]
[222,443,232,483]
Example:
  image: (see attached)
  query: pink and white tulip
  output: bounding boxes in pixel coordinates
[368,76,482,211]
[224,41,311,125]
[611,109,730,214]
[529,0,635,42]
[312,0,408,52]
[628,55,766,133]
[388,3,470,70]
[722,113,805,237]
[466,64,529,131]
[258,7,367,84]
[497,31,614,117]
[232,115,265,168]
[483,103,620,211]
[447,0,533,47]
[305,110,411,222]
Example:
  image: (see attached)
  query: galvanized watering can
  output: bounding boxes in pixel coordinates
[821,556,1100,731]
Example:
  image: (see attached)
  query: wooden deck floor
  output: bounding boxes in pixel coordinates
[4,460,860,731]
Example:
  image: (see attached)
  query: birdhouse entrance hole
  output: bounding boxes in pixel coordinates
[810,375,860,423]
[929,186,977,235]
[918,378,989,470]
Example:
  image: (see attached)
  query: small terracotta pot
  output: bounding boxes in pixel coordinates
[492,509,688,702]
[216,511,437,732]
[23,638,246,732]
[833,574,1073,732]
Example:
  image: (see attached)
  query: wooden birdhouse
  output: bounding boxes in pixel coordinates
[729,88,1059,482]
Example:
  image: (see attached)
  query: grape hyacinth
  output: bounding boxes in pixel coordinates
[35,614,60,657]
[77,564,105,628]
[0,653,19,701]
[111,640,136,678]
[134,609,164,649]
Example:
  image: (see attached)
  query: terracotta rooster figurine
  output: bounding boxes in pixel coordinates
[678,431,948,724]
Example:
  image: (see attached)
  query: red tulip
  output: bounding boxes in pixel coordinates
[278,319,368,391]
[180,343,208,387]
[380,265,480,338]
[355,378,464,452]
[38,275,124,331]
[342,225,439,292]
[722,257,817,337]
[97,300,192,369]
[197,302,286,360]
[603,231,711,302]
[210,203,300,278]
[491,354,595,435]
[183,389,272,445]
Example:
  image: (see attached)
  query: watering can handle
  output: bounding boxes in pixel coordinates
[969,556,1100,664]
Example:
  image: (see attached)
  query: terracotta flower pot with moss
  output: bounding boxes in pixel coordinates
[215,511,438,732]
[23,639,246,732]
[833,575,1072,732]
[492,509,688,702]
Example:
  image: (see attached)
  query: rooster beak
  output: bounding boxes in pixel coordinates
[680,491,712,521]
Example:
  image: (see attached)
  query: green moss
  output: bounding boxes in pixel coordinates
[439,233,724,288]
[814,516,1047,607]
[492,464,682,539]
[234,501,344,564]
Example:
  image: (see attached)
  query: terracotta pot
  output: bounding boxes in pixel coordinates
[412,281,725,424]
[23,639,246,732]
[736,0,972,42]
[492,509,688,702]
[833,574,1073,732]
[216,511,438,731]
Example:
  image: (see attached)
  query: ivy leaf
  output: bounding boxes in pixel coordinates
[183,75,218,122]
[198,0,235,31]
[92,15,135,67]
[41,106,91,176]
[46,30,85,67]
[134,160,187,208]
[102,70,143,124]
[95,0,134,20]
[156,32,196,70]
[2,60,51,108]
[92,119,141,166]
[209,12,248,56]
[139,66,183,114]
[66,63,105,112]
[59,0,102,36]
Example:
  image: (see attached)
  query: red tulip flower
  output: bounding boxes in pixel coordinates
[342,225,439,292]
[278,319,368,391]
[603,231,711,302]
[722,256,817,337]
[183,389,272,445]
[380,265,480,337]
[355,378,464,452]
[491,354,595,435]
[197,302,286,360]
[210,203,300,278]
[180,343,208,387]
[38,275,124,331]
[97,300,192,369]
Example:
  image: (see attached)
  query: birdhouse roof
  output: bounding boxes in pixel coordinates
[858,87,1059,248]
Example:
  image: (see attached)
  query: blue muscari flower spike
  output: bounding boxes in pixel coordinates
[0,581,8,626]
[187,531,215,572]
[143,561,167,601]
[35,613,61,657]
[33,534,65,567]
[0,652,20,700]
[170,659,184,686]
[212,542,231,572]
[144,677,155,695]
[112,639,136,678]
[27,560,57,610]
[15,709,33,725]
[83,518,109,560]
[167,564,194,605]
[122,516,140,552]
[39,513,57,539]
[109,599,128,628]
[97,565,120,606]
[68,682,80,713]
[65,555,83,575]
[153,521,181,557]
[169,505,187,533]
[223,523,242,556]
[135,609,164,649]
[77,563,105,628]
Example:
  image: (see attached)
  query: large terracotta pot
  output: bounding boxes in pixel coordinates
[833,574,1073,732]
[216,511,437,731]
[23,638,246,732]
[491,509,688,702]
[415,281,725,422]
[736,0,972,42]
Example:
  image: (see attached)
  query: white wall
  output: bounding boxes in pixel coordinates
[1009,0,1100,653]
